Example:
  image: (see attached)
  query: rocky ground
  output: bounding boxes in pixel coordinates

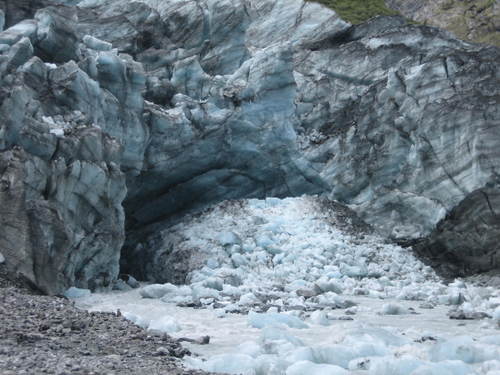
[386,0,500,46]
[0,264,207,375]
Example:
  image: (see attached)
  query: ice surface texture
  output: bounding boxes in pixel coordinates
[127,196,500,319]
[77,197,500,375]
[0,0,499,293]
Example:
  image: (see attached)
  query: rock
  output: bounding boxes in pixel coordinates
[178,335,210,345]
[330,316,354,321]
[345,307,357,315]
[0,252,4,264]
[197,335,210,345]
[414,335,437,343]
[296,287,321,298]
[154,346,170,356]
[448,309,491,320]
[419,302,436,309]
[386,0,500,47]
[380,303,409,315]
[0,272,198,374]
[414,189,500,276]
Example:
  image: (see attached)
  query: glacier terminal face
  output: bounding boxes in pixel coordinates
[0,0,498,293]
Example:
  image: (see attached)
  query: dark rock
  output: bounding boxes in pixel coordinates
[414,188,500,276]
[345,307,357,315]
[296,288,321,298]
[153,346,169,356]
[0,271,203,374]
[335,316,355,321]
[386,0,500,47]
[414,335,437,343]
[419,302,436,309]
[448,309,491,320]
[178,335,210,345]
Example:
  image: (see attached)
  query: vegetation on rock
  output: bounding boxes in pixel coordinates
[386,0,500,47]
[307,0,400,24]
[442,0,500,46]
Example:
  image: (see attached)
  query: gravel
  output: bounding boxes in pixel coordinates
[0,265,208,375]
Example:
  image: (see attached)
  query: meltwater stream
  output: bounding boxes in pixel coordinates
[76,197,500,374]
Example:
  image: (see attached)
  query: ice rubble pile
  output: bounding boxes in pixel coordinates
[105,196,500,374]
[186,328,500,375]
[139,197,499,318]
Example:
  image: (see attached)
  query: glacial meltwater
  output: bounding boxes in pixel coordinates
[75,197,500,374]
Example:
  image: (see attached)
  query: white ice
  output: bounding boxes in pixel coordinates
[76,196,500,375]
[64,286,91,299]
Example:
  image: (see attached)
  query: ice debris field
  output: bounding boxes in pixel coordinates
[76,196,500,374]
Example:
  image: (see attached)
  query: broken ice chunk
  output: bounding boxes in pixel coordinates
[63,287,91,299]
[248,311,308,329]
[140,283,178,299]
[217,231,242,247]
[148,316,181,334]
[286,361,348,375]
